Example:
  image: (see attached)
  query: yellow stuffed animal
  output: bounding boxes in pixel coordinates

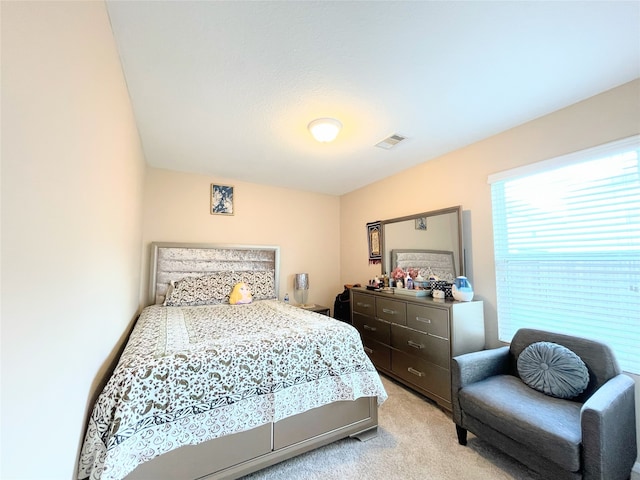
[229,282,252,305]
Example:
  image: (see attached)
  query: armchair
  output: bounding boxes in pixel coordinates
[452,328,636,480]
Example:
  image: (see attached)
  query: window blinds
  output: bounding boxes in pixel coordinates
[489,136,640,374]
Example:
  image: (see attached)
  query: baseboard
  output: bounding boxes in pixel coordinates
[631,461,640,480]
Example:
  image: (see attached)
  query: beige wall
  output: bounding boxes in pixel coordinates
[1,2,638,478]
[340,78,640,468]
[1,2,146,479]
[142,167,341,310]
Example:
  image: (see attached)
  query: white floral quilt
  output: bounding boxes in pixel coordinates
[77,300,387,480]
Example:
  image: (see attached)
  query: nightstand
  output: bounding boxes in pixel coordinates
[300,304,330,316]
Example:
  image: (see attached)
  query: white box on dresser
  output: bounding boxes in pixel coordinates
[350,286,485,412]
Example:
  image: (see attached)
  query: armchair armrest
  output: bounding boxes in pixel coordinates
[452,346,510,389]
[581,374,636,480]
[451,346,510,424]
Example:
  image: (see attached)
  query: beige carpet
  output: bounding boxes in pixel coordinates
[243,375,543,480]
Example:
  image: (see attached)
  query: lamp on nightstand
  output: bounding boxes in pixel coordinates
[294,273,313,308]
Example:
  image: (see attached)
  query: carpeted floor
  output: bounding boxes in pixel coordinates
[243,375,543,480]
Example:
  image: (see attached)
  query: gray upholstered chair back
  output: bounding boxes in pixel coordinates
[508,328,621,402]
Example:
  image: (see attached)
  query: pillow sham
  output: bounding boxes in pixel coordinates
[517,341,589,399]
[229,282,253,305]
[238,270,274,301]
[163,270,275,306]
[163,274,228,306]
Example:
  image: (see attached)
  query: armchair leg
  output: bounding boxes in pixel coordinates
[456,425,468,446]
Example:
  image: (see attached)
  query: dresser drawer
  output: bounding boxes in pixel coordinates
[391,350,451,402]
[376,298,406,325]
[406,304,449,338]
[352,292,375,317]
[391,325,450,369]
[361,338,391,371]
[352,313,391,345]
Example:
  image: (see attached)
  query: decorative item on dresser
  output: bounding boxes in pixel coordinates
[350,286,484,412]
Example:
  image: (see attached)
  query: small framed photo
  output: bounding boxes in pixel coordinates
[211,184,234,215]
[415,217,427,230]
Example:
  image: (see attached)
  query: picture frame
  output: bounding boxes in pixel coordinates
[211,184,234,215]
[415,217,427,230]
[366,221,382,265]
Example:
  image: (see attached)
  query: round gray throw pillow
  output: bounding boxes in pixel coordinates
[517,341,589,399]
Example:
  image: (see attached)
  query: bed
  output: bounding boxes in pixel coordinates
[77,242,387,480]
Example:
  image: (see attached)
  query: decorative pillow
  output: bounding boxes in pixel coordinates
[163,275,228,306]
[517,341,589,399]
[229,282,253,305]
[162,282,175,305]
[236,271,275,301]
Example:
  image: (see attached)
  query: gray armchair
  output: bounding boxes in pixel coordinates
[452,328,636,480]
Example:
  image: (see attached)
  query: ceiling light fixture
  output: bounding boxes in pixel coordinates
[308,117,342,143]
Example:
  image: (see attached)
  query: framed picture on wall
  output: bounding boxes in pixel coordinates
[366,221,382,265]
[211,184,234,215]
[415,217,427,230]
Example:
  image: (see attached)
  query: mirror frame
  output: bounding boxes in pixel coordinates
[380,205,464,277]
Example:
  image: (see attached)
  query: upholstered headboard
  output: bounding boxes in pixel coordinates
[148,242,280,305]
[391,249,456,281]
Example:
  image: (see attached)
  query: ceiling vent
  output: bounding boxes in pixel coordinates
[375,134,407,150]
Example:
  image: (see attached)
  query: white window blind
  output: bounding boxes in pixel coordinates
[489,136,640,374]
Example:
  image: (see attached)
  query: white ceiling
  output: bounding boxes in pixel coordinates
[106,1,640,196]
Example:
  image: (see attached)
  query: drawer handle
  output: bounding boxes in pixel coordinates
[363,325,377,332]
[407,340,424,350]
[407,367,425,377]
[364,347,373,354]
[415,316,432,324]
[382,308,397,315]
[357,302,372,308]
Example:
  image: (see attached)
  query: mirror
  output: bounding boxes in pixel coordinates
[381,206,463,279]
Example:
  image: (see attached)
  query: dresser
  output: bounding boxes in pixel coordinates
[350,287,485,411]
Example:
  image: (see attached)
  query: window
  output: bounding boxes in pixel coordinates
[488,136,640,374]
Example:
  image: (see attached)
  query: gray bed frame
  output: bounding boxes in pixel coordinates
[125,242,379,480]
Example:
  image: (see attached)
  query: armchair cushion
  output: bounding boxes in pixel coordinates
[458,375,583,471]
[517,341,589,399]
